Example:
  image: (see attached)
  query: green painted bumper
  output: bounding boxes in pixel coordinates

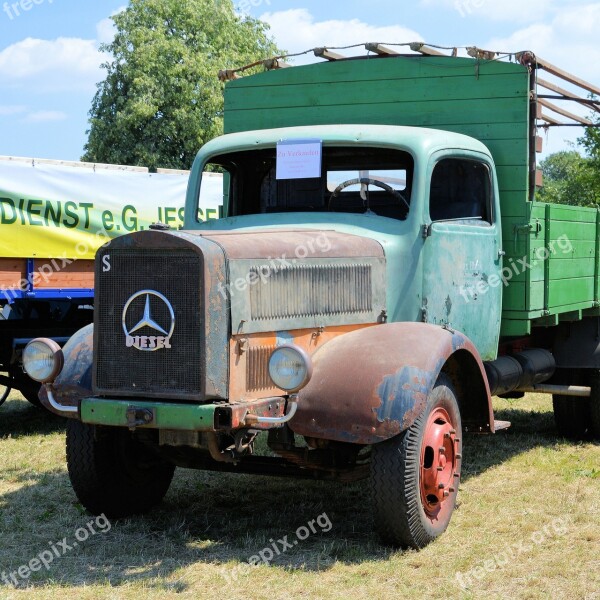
[80,397,217,431]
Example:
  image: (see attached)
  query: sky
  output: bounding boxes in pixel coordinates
[0,0,598,163]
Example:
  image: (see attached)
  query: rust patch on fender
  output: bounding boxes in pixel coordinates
[375,365,435,432]
[295,323,452,444]
[294,322,493,444]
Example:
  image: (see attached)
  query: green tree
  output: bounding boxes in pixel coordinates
[536,150,598,206]
[82,0,280,170]
[578,103,600,195]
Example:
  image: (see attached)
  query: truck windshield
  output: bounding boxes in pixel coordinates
[199,146,414,220]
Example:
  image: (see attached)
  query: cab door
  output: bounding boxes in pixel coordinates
[422,154,502,360]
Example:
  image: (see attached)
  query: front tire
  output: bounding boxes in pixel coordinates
[0,372,10,407]
[66,420,175,518]
[371,373,462,549]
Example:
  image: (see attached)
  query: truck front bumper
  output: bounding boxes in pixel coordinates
[79,396,291,431]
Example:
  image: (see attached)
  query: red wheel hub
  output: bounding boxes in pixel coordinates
[420,407,461,520]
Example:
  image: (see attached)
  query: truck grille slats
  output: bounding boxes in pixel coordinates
[94,249,203,398]
[249,263,373,320]
[247,345,276,392]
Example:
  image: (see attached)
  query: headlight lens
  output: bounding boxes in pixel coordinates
[268,345,312,392]
[22,338,64,383]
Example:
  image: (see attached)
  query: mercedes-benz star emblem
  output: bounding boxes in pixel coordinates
[122,290,175,351]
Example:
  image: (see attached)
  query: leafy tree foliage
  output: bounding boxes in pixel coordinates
[82,0,280,170]
[536,150,598,206]
[578,105,600,196]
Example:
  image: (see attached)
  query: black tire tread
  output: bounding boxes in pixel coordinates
[21,386,42,407]
[552,394,591,440]
[372,414,431,548]
[0,385,10,406]
[371,373,460,549]
[589,375,600,440]
[66,420,175,518]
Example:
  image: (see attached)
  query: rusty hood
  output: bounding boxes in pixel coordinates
[192,229,384,260]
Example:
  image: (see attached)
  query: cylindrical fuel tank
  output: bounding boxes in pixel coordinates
[484,349,555,396]
[513,349,556,389]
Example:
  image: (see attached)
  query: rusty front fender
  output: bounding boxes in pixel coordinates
[40,324,94,418]
[292,322,494,445]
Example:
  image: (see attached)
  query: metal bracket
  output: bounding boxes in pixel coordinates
[245,399,298,425]
[126,407,154,429]
[312,326,325,339]
[513,219,542,252]
[514,220,541,235]
[45,384,78,416]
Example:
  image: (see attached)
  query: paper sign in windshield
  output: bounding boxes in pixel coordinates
[276,140,322,180]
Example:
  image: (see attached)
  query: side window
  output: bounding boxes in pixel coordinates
[429,158,492,224]
[198,166,229,221]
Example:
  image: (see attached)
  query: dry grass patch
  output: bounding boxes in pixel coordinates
[0,391,598,599]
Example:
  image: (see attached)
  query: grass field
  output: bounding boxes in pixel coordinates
[0,390,598,600]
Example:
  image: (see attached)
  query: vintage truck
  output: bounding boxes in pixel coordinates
[23,44,600,549]
[0,157,222,406]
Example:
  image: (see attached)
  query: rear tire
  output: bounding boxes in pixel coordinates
[19,380,42,407]
[589,375,600,440]
[66,420,175,518]
[8,370,42,407]
[0,370,12,406]
[591,400,600,439]
[0,371,39,407]
[371,373,462,549]
[552,395,591,440]
[0,380,10,406]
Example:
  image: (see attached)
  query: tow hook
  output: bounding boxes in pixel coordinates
[126,407,154,430]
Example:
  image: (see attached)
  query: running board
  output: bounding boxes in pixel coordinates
[494,420,511,432]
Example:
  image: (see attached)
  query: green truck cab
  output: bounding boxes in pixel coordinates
[24,47,600,549]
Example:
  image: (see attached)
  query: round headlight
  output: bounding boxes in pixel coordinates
[22,338,64,383]
[268,345,312,392]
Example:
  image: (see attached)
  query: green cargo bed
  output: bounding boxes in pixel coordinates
[501,202,600,336]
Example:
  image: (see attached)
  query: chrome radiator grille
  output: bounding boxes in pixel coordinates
[249,263,373,320]
[94,248,203,398]
[228,257,386,334]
